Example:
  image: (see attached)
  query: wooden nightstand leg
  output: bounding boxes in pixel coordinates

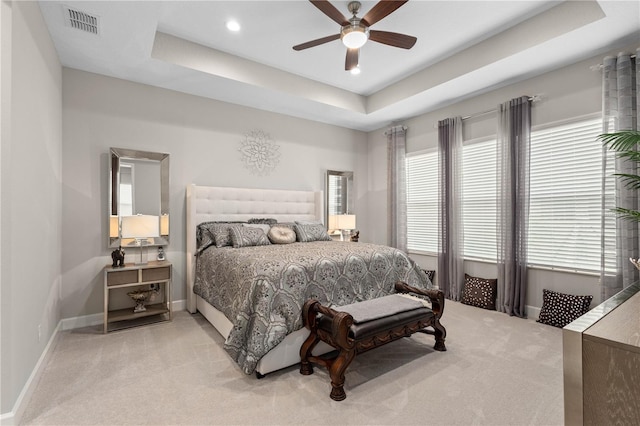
[103,278,108,334]
[168,277,172,320]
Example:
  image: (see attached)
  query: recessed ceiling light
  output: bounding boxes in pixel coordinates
[350,66,361,76]
[226,20,240,32]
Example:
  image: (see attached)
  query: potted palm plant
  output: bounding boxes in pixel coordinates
[598,130,640,269]
[598,130,640,221]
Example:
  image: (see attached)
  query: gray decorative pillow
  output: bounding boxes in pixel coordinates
[276,222,296,231]
[229,226,271,248]
[268,226,296,244]
[248,218,277,225]
[294,223,332,242]
[243,223,271,234]
[212,223,242,248]
[196,222,218,254]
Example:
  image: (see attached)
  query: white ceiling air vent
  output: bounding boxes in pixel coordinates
[63,5,99,35]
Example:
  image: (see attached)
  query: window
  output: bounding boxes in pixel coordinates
[462,139,498,260]
[405,116,610,273]
[406,140,499,259]
[528,117,613,272]
[406,150,438,253]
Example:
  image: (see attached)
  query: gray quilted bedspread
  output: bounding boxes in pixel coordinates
[193,241,432,374]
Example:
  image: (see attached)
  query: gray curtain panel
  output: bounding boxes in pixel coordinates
[437,117,464,300]
[600,50,640,300]
[386,125,407,252]
[496,96,531,318]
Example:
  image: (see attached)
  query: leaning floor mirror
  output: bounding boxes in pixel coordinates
[109,148,170,252]
[326,170,355,241]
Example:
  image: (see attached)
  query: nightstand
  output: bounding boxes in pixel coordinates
[103,260,172,333]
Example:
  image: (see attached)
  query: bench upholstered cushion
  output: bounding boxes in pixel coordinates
[334,294,426,324]
[319,294,434,340]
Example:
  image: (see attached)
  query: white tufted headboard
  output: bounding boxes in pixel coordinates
[185,185,324,312]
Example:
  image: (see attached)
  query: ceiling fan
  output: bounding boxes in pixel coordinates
[293,0,417,72]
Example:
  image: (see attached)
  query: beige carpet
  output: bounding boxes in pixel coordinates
[20,301,563,425]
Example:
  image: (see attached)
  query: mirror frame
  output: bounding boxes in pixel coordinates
[326,170,354,228]
[109,148,170,248]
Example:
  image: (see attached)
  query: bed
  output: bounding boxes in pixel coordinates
[186,184,432,377]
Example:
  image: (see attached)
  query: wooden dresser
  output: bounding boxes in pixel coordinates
[563,281,640,425]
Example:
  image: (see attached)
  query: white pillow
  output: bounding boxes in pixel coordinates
[268,226,296,244]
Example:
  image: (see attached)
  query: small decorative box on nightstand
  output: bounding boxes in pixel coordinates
[103,260,172,333]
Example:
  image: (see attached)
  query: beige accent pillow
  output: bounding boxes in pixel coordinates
[268,226,296,244]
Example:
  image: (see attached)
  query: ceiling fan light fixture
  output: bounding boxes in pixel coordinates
[341,23,369,49]
[350,66,361,75]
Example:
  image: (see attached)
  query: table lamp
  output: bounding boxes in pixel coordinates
[330,214,356,241]
[121,214,159,265]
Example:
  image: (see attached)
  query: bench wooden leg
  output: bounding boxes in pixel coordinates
[328,349,356,401]
[300,332,320,376]
[433,319,447,352]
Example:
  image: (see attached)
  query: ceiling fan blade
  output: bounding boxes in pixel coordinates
[361,0,408,27]
[345,48,359,71]
[310,0,349,26]
[369,30,417,49]
[293,33,340,51]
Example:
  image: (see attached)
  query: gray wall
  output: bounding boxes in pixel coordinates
[1,1,635,418]
[61,68,368,320]
[1,0,62,416]
[365,43,639,312]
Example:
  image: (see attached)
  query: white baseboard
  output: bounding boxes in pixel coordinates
[59,299,186,331]
[60,312,103,330]
[172,298,186,312]
[0,321,62,425]
[527,305,541,320]
[0,299,187,423]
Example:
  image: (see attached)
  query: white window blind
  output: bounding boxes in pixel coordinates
[405,116,612,273]
[328,175,343,215]
[462,139,498,260]
[529,117,613,272]
[406,150,438,253]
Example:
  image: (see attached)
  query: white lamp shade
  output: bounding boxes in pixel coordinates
[109,216,119,238]
[121,215,160,238]
[160,214,169,236]
[335,214,356,230]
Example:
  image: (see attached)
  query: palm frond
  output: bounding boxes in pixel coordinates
[602,131,640,223]
[613,173,640,190]
[616,150,640,162]
[612,207,640,222]
[598,130,640,152]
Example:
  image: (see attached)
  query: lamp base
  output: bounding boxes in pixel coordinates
[133,245,148,265]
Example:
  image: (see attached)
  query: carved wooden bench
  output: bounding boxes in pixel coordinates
[300,281,446,401]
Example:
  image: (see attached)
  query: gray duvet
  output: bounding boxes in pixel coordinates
[193,241,432,374]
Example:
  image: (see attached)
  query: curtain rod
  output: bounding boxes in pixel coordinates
[591,54,637,71]
[432,95,541,128]
[462,95,540,121]
[462,108,495,121]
